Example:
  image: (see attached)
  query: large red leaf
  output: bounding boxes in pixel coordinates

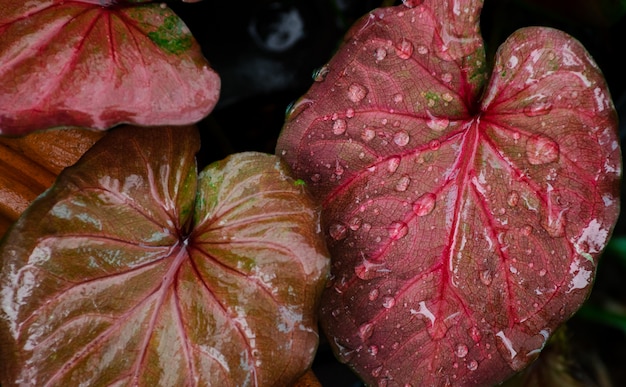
[0,1,220,135]
[276,1,620,385]
[0,126,329,385]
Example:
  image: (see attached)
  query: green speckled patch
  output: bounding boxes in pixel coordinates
[147,15,192,55]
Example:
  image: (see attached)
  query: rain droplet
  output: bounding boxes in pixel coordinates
[346,108,355,118]
[442,93,454,102]
[507,191,520,207]
[468,326,482,343]
[393,130,410,146]
[387,157,401,173]
[362,128,376,142]
[348,83,368,103]
[467,360,479,371]
[329,223,347,240]
[402,0,424,7]
[369,288,380,301]
[523,100,553,117]
[311,174,321,182]
[389,221,409,240]
[539,269,547,277]
[348,216,362,231]
[312,65,330,82]
[525,135,559,165]
[541,210,566,237]
[374,47,387,61]
[455,344,468,358]
[371,366,383,377]
[413,193,436,216]
[333,119,347,135]
[480,270,493,286]
[441,72,453,83]
[395,38,414,59]
[358,323,374,340]
[428,139,441,150]
[355,260,389,280]
[417,45,428,55]
[368,345,379,356]
[382,296,396,308]
[393,93,404,103]
[427,117,449,131]
[395,175,411,192]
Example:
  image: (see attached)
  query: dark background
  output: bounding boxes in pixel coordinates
[168,1,626,385]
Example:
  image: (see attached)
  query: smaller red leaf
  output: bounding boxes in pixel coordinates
[0,1,220,135]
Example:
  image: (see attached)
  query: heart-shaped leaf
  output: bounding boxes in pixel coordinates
[276,1,620,385]
[0,126,329,385]
[0,1,220,135]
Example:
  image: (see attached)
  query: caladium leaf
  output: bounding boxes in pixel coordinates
[0,1,220,135]
[0,126,330,386]
[276,1,620,385]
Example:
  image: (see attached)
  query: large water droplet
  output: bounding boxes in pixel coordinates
[480,269,493,286]
[332,119,347,135]
[355,260,390,280]
[312,64,329,82]
[348,216,362,231]
[455,344,468,358]
[395,175,411,192]
[468,326,482,343]
[395,38,414,59]
[393,130,410,146]
[467,360,479,371]
[389,221,409,240]
[523,100,553,117]
[382,296,396,308]
[374,47,387,61]
[413,193,436,216]
[358,323,374,340]
[402,0,424,7]
[427,117,449,131]
[387,156,401,173]
[348,83,368,103]
[329,223,347,240]
[525,135,559,165]
[362,128,376,142]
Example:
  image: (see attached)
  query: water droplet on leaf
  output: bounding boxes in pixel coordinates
[389,221,409,240]
[369,288,380,301]
[479,270,492,285]
[358,323,374,340]
[333,119,347,135]
[468,326,482,342]
[402,0,424,7]
[467,360,479,371]
[387,157,401,173]
[395,38,414,59]
[428,139,441,150]
[374,47,387,61]
[427,117,449,131]
[455,344,468,358]
[362,128,376,142]
[395,175,411,192]
[348,83,368,103]
[525,135,559,165]
[393,130,410,146]
[382,296,396,308]
[523,100,553,117]
[413,193,436,216]
[312,65,330,82]
[507,191,520,207]
[329,223,347,240]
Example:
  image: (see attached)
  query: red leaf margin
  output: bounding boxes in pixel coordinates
[276,1,620,385]
[0,1,220,135]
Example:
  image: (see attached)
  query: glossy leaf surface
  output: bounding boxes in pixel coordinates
[0,1,220,135]
[0,126,329,386]
[276,1,621,385]
[0,128,104,237]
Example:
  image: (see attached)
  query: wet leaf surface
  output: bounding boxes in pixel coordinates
[0,1,220,135]
[0,126,329,386]
[276,1,621,385]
